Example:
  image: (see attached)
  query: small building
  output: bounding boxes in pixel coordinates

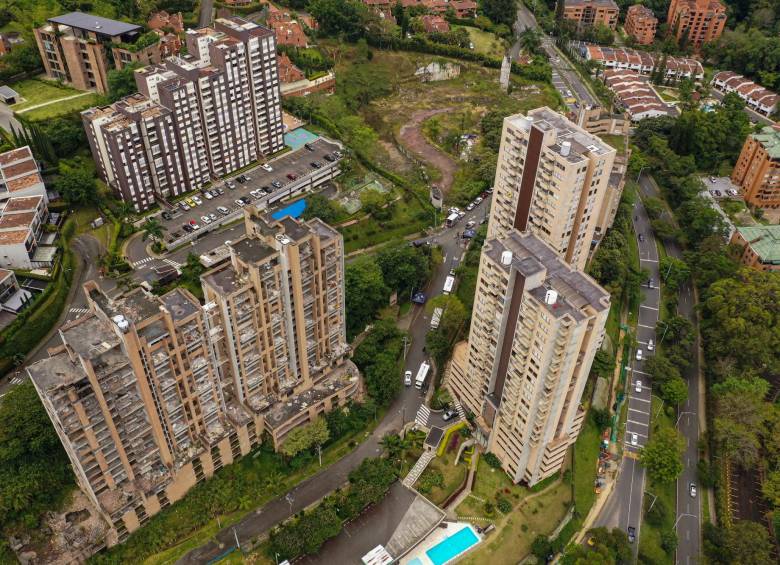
[0,85,19,105]
[602,69,673,121]
[731,225,780,271]
[421,15,450,33]
[0,32,24,57]
[624,4,658,45]
[0,268,33,313]
[148,10,184,33]
[711,71,779,117]
[0,146,48,203]
[558,0,619,31]
[575,105,630,135]
[572,41,704,81]
[0,195,53,270]
[277,53,305,83]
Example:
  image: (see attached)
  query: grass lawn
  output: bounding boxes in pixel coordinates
[573,416,601,516]
[419,451,468,507]
[21,92,101,121]
[69,206,114,251]
[638,396,676,564]
[601,134,626,156]
[658,89,680,102]
[459,479,572,565]
[453,26,507,59]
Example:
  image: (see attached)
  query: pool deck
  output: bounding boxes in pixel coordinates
[400,522,482,565]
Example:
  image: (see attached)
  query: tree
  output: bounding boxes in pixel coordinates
[141,217,166,243]
[308,0,368,42]
[643,354,680,387]
[481,0,517,26]
[392,1,409,37]
[345,256,389,339]
[54,161,98,206]
[660,376,688,406]
[761,469,780,509]
[721,520,773,565]
[376,243,431,299]
[640,428,684,484]
[302,193,345,225]
[359,188,392,220]
[364,352,401,406]
[280,417,330,458]
[40,117,85,159]
[711,377,769,468]
[531,535,553,561]
[107,63,141,102]
[659,256,690,292]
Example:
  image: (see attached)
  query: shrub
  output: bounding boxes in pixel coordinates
[417,469,444,494]
[483,501,495,516]
[483,452,502,469]
[496,495,512,513]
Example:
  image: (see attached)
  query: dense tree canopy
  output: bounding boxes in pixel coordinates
[345,256,390,339]
[640,428,684,484]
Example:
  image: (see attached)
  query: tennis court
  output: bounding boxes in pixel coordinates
[284,128,319,150]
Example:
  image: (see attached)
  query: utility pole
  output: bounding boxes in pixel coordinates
[675,411,694,427]
[317,443,322,467]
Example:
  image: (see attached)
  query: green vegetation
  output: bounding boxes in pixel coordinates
[351,318,406,406]
[21,93,101,121]
[573,415,601,517]
[10,79,86,112]
[560,527,631,564]
[116,30,160,53]
[418,451,467,506]
[454,224,485,317]
[453,26,506,58]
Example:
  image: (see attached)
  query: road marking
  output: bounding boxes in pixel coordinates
[164,258,182,269]
[69,307,89,316]
[631,396,651,404]
[633,369,652,376]
[10,377,22,384]
[640,305,659,311]
[640,258,659,263]
[627,419,649,427]
[638,324,656,330]
[132,257,155,268]
[628,407,648,415]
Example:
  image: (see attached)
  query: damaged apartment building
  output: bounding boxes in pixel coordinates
[27,208,359,547]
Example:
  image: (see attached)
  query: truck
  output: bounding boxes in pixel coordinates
[445,212,459,227]
[443,275,455,295]
[430,307,443,330]
[415,362,430,390]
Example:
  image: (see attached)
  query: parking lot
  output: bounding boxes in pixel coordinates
[702,175,741,199]
[156,137,342,246]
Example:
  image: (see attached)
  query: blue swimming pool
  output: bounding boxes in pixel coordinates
[272,199,306,220]
[284,128,319,150]
[425,526,480,565]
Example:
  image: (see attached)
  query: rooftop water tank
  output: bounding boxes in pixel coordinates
[501,250,513,265]
[545,289,559,305]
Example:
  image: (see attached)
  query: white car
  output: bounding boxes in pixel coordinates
[200,215,212,225]
[466,203,475,211]
[689,483,697,497]
[217,206,230,215]
[635,380,642,393]
[250,189,263,199]
[192,195,203,205]
[635,349,643,361]
[209,213,217,221]
[404,370,412,386]
[262,163,273,172]
[631,433,638,446]
[202,191,213,200]
[647,339,654,351]
[465,221,476,229]
[235,199,246,207]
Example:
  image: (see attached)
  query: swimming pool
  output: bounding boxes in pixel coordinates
[425,526,480,565]
[271,198,306,220]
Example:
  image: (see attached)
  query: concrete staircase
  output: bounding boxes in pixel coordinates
[415,404,431,428]
[454,401,466,421]
[403,450,436,488]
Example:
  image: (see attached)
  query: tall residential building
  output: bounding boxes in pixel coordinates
[558,0,619,30]
[487,107,616,270]
[83,16,284,211]
[33,13,167,93]
[28,208,359,545]
[447,232,609,485]
[201,207,357,445]
[666,0,726,50]
[624,4,658,45]
[731,126,780,210]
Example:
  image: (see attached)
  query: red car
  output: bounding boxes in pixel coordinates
[287,173,298,181]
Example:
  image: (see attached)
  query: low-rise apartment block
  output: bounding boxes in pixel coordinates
[731,126,780,209]
[447,231,609,485]
[34,13,167,93]
[28,207,359,545]
[575,105,629,136]
[572,42,703,81]
[0,195,53,270]
[624,4,658,45]
[712,71,779,117]
[666,0,726,50]
[731,225,780,271]
[558,0,619,30]
[0,146,47,203]
[602,69,673,121]
[488,107,616,270]
[83,16,285,211]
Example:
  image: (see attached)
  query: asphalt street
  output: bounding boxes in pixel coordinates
[639,174,702,564]
[177,199,490,564]
[594,182,660,557]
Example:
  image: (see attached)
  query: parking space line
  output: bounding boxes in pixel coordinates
[640,305,659,311]
[633,369,651,376]
[628,407,649,415]
[627,419,649,427]
[631,396,651,404]
[638,323,656,330]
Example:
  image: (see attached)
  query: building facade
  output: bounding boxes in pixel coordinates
[0,195,51,270]
[558,0,619,30]
[83,16,285,211]
[0,146,47,203]
[447,232,609,485]
[730,226,780,271]
[711,71,779,117]
[666,0,726,50]
[487,107,616,271]
[731,126,780,210]
[28,208,358,545]
[624,4,658,45]
[573,42,704,81]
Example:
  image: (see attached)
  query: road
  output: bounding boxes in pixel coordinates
[593,183,660,558]
[199,0,214,27]
[177,200,489,564]
[638,174,702,564]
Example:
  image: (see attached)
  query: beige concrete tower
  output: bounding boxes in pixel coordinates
[488,107,616,270]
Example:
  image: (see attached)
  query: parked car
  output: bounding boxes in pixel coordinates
[200,215,212,224]
[161,211,172,220]
[216,187,225,195]
[235,199,246,207]
[305,142,315,151]
[630,433,638,446]
[192,196,203,205]
[404,370,412,386]
[272,180,283,188]
[647,339,654,351]
[261,186,272,194]
[627,526,636,543]
[310,161,322,169]
[209,189,219,197]
[636,349,643,361]
[182,224,194,233]
[217,206,230,215]
[334,150,342,158]
[638,233,644,242]
[185,198,197,207]
[689,483,697,497]
[635,380,642,393]
[208,213,217,221]
[466,203,475,211]
[442,408,457,421]
[324,153,336,162]
[465,221,476,229]
[262,163,273,172]
[240,196,251,205]
[189,219,200,230]
[287,173,298,181]
[202,191,213,200]
[250,189,263,199]
[178,202,190,211]
[226,181,236,190]
[243,174,251,182]
[474,196,483,204]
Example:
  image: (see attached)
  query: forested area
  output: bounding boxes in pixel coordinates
[632,96,780,560]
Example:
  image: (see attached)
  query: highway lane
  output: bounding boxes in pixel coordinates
[639,174,702,564]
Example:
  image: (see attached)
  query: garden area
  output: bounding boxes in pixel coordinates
[9,78,100,121]
[452,25,507,59]
[413,424,472,507]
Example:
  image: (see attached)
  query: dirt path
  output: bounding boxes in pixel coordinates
[398,108,459,195]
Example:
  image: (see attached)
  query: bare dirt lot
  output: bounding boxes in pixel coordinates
[398,108,459,194]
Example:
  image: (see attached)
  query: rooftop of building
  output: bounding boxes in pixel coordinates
[0,146,33,168]
[0,268,12,282]
[160,287,200,321]
[0,210,37,229]
[27,347,87,392]
[47,12,142,37]
[0,228,29,245]
[735,225,780,263]
[486,231,610,321]
[1,158,37,180]
[627,3,657,17]
[6,172,44,193]
[231,236,277,264]
[90,286,161,325]
[508,106,614,161]
[752,126,780,159]
[60,314,123,362]
[563,0,619,7]
[1,195,43,213]
[202,263,246,295]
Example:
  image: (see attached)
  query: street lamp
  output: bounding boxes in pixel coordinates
[673,513,697,529]
[645,490,658,513]
[636,165,646,183]
[651,394,664,420]
[232,527,241,552]
[657,320,670,343]
[675,411,694,427]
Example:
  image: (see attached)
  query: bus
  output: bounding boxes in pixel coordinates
[443,275,455,295]
[415,362,430,389]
